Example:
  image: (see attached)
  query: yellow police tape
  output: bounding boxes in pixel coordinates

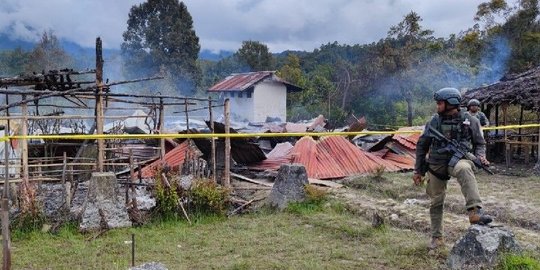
[0,123,538,141]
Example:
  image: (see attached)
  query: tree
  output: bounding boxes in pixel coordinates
[0,47,30,76]
[122,0,201,95]
[235,40,274,71]
[387,11,434,126]
[24,31,72,73]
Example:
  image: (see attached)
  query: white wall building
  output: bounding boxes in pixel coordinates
[208,71,302,123]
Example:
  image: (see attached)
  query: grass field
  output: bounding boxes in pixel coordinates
[5,199,445,270]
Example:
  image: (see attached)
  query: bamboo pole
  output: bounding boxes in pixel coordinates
[209,97,216,183]
[223,99,230,188]
[95,37,105,172]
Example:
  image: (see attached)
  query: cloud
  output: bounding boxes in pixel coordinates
[0,0,516,52]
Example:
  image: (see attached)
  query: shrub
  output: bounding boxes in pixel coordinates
[154,169,180,219]
[189,179,229,216]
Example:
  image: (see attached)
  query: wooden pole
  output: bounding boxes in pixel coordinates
[2,198,11,270]
[209,97,216,183]
[95,37,105,172]
[159,98,165,159]
[184,98,190,131]
[537,113,540,167]
[2,135,10,270]
[223,98,230,188]
[518,105,524,157]
[21,94,29,185]
[502,103,509,168]
[129,149,137,209]
[495,105,499,136]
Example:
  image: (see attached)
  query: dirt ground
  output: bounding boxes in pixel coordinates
[233,163,540,253]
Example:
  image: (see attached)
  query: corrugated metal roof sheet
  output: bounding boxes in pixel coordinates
[140,140,202,178]
[208,71,302,92]
[249,136,406,177]
[209,71,273,92]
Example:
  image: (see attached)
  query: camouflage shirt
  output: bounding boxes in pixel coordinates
[414,111,486,174]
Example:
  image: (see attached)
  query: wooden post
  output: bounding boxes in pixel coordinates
[495,105,499,136]
[516,105,524,158]
[2,139,10,270]
[184,98,190,131]
[223,99,230,188]
[209,97,216,183]
[2,198,11,270]
[21,94,29,185]
[537,113,540,168]
[129,149,137,209]
[502,103,510,168]
[95,37,105,172]
[159,98,165,160]
[61,152,67,185]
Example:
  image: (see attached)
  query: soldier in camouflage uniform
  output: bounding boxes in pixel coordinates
[467,99,489,126]
[413,88,493,250]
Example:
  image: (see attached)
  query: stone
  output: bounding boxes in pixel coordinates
[129,262,167,270]
[267,164,309,210]
[79,172,132,232]
[447,225,522,270]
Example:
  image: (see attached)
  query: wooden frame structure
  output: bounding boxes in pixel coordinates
[463,66,540,168]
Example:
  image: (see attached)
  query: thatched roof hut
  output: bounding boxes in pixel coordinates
[463,66,540,111]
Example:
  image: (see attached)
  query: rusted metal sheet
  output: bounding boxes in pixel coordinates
[208,71,273,92]
[140,140,202,178]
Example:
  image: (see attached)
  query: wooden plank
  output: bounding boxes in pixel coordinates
[308,178,344,188]
[230,172,272,187]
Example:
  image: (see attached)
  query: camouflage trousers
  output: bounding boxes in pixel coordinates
[426,159,482,238]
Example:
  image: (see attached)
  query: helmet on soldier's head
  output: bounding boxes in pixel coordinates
[467,99,480,107]
[434,87,461,106]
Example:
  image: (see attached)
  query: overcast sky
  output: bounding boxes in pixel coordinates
[0,0,515,53]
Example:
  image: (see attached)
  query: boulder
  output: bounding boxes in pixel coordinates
[447,225,522,269]
[267,164,309,209]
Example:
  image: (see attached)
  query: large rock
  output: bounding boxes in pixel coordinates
[79,172,132,231]
[267,164,309,209]
[447,225,522,269]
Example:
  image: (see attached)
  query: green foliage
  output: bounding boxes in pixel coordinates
[154,171,180,218]
[122,0,201,94]
[13,204,46,235]
[235,40,274,71]
[497,253,540,270]
[189,179,230,216]
[286,185,328,214]
[0,47,29,76]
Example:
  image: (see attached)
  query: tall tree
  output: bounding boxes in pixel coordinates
[235,40,274,71]
[122,0,201,95]
[24,31,72,73]
[387,11,434,126]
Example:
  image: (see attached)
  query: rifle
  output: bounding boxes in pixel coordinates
[427,125,494,175]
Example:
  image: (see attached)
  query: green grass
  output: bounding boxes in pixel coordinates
[498,253,540,270]
[2,199,442,270]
